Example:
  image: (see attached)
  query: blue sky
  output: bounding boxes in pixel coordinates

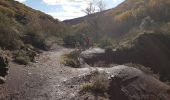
[15,0,124,21]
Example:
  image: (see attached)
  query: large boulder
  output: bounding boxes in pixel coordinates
[81,48,105,57]
[106,66,170,100]
[81,48,113,67]
[71,65,170,100]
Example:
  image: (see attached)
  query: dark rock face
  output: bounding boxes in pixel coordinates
[0,54,9,77]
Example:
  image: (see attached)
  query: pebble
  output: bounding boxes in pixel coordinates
[28,73,32,75]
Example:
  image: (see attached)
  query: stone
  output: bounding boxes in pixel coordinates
[0,76,6,84]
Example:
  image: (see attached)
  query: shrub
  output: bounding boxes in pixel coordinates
[0,5,15,17]
[81,71,109,95]
[61,50,81,68]
[0,13,24,50]
[14,47,37,65]
[15,55,30,65]
[23,32,47,50]
[98,37,113,48]
[114,9,134,23]
[63,35,77,47]
[15,13,28,25]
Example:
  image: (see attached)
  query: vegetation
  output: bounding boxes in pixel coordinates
[13,48,37,65]
[0,0,69,64]
[63,35,77,47]
[15,55,30,65]
[81,71,109,96]
[61,50,81,68]
[98,37,115,48]
[64,0,170,83]
[65,0,170,48]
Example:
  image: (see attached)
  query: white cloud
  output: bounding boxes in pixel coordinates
[43,0,90,21]
[14,0,125,20]
[48,11,85,21]
[42,0,90,13]
[44,0,124,21]
[42,0,90,6]
[15,0,27,3]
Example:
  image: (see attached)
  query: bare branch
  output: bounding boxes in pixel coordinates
[97,0,106,12]
[83,1,96,15]
[82,0,106,15]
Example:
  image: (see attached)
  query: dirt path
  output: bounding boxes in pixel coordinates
[0,46,93,100]
[1,46,170,100]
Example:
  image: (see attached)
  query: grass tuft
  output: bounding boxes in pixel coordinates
[81,71,109,96]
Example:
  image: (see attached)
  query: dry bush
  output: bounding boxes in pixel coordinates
[61,50,81,68]
[81,71,109,96]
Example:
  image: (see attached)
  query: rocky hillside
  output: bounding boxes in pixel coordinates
[0,0,70,62]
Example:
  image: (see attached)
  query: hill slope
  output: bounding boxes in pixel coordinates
[64,0,170,81]
[0,0,68,50]
[64,0,170,46]
[0,0,70,77]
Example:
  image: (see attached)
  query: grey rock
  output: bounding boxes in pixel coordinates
[0,76,5,84]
